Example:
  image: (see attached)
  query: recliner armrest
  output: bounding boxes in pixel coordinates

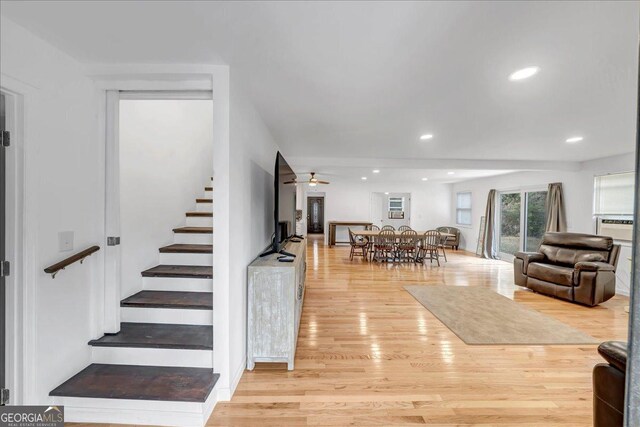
[598,341,627,373]
[514,252,544,274]
[574,261,615,273]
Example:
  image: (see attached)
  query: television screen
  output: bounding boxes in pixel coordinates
[275,152,297,250]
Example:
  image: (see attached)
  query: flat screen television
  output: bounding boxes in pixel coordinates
[261,152,298,257]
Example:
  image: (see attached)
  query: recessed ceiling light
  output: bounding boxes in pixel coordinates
[447,172,455,175]
[372,169,380,173]
[420,134,434,140]
[421,177,428,181]
[384,192,389,195]
[565,136,584,143]
[509,66,540,81]
[361,176,367,180]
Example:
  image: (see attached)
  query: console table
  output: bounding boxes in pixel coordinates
[247,238,307,370]
[328,221,373,247]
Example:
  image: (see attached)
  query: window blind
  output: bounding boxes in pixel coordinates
[594,172,634,216]
[456,192,472,225]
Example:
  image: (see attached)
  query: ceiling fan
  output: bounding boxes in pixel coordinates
[287,172,330,186]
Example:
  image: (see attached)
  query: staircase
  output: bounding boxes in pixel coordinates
[49,179,218,427]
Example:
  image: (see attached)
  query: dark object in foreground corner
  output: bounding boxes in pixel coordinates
[514,232,620,306]
[44,245,100,278]
[593,341,627,427]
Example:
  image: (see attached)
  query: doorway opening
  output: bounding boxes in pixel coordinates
[307,196,325,234]
[370,192,411,229]
[103,90,214,333]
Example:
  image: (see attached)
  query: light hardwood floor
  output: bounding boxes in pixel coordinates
[75,235,630,426]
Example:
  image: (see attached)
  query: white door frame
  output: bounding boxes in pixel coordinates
[103,90,121,333]
[86,64,233,400]
[0,79,36,405]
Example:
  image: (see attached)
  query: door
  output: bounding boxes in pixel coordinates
[307,197,324,233]
[498,190,548,259]
[0,92,6,404]
[498,192,522,258]
[524,191,547,251]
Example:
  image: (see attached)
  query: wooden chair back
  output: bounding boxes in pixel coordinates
[423,230,441,250]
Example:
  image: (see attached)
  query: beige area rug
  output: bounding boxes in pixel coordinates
[404,285,598,345]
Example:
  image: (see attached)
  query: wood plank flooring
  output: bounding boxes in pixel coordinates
[71,234,630,426]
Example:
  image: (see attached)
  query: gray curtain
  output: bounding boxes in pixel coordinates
[482,189,499,259]
[545,182,567,232]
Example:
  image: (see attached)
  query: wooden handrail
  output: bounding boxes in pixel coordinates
[44,245,100,278]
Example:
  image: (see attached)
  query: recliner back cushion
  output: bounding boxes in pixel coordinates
[539,245,608,266]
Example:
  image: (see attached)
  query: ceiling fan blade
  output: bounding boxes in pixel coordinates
[283,180,298,184]
[317,180,330,184]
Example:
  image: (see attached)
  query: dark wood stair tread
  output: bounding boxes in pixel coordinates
[50,364,218,402]
[121,291,213,310]
[205,186,213,191]
[196,198,212,203]
[89,323,212,350]
[159,244,212,254]
[186,212,212,217]
[142,265,212,279]
[173,226,212,234]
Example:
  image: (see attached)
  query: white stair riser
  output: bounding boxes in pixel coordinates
[159,252,213,266]
[204,190,213,198]
[121,307,213,325]
[54,389,218,427]
[143,277,213,292]
[196,202,213,212]
[186,216,213,227]
[91,347,213,369]
[174,233,212,244]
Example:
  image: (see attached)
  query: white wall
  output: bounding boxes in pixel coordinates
[300,180,453,243]
[1,17,103,403]
[226,76,280,393]
[119,100,213,299]
[451,153,635,296]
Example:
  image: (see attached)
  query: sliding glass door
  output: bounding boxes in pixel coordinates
[499,192,521,256]
[498,190,547,260]
[524,191,547,251]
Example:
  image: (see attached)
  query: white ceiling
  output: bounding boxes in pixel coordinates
[2,1,638,168]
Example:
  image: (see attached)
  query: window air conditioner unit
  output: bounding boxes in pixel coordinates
[596,218,633,242]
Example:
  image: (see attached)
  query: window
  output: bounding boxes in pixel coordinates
[456,192,472,225]
[594,172,634,216]
[388,197,404,212]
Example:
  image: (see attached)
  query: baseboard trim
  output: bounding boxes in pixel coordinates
[217,359,246,402]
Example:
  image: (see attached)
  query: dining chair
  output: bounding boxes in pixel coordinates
[437,234,448,262]
[374,229,397,262]
[398,230,418,262]
[367,225,380,261]
[398,225,413,232]
[348,228,369,261]
[419,230,441,266]
[381,225,395,231]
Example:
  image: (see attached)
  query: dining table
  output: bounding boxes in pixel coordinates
[354,230,455,239]
[352,229,455,264]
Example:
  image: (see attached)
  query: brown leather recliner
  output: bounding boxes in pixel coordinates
[514,232,620,306]
[593,341,627,427]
